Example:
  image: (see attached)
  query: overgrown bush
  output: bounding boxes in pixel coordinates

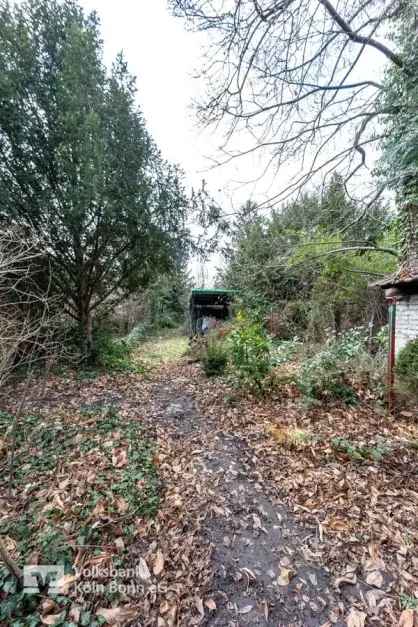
[396,338,418,393]
[296,328,367,404]
[202,338,228,377]
[266,301,309,339]
[331,436,390,462]
[126,321,153,344]
[271,337,303,366]
[229,311,272,392]
[92,329,137,372]
[0,228,60,386]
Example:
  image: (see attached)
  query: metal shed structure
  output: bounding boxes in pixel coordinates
[189,288,235,335]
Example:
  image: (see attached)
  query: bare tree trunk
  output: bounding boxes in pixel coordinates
[79,303,93,361]
[334,306,342,338]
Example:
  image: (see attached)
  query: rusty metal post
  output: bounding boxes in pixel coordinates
[386,297,397,413]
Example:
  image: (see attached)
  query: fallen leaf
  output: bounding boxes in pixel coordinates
[277,567,294,586]
[238,604,254,614]
[137,557,151,581]
[115,496,129,513]
[153,549,165,576]
[365,589,385,610]
[41,599,57,614]
[241,566,256,581]
[195,597,204,617]
[364,557,385,572]
[112,448,128,468]
[365,569,384,588]
[91,499,107,517]
[398,610,416,627]
[41,614,64,626]
[96,606,138,624]
[115,537,124,553]
[252,513,262,529]
[346,607,367,627]
[328,517,350,532]
[335,565,357,588]
[205,598,217,611]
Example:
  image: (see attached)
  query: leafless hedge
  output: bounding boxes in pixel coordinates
[0,227,58,388]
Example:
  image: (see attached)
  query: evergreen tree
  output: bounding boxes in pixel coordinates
[0,0,190,356]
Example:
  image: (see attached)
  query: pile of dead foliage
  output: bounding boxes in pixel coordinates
[0,372,213,626]
[188,362,418,625]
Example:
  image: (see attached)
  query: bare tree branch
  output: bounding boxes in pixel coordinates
[319,0,402,67]
[170,0,406,209]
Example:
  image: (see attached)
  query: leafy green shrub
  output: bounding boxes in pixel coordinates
[400,594,418,610]
[297,328,366,404]
[93,329,137,372]
[202,338,228,377]
[271,337,302,366]
[375,324,389,349]
[396,338,418,393]
[229,311,272,392]
[327,381,359,405]
[332,327,368,359]
[126,321,153,344]
[56,323,144,373]
[331,436,390,462]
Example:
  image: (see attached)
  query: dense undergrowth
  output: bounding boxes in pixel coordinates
[64,325,188,381]
[396,337,418,394]
[197,309,390,409]
[0,406,159,626]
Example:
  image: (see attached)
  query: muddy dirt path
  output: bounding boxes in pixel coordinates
[142,370,350,627]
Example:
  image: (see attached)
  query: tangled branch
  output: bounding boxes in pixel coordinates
[171,0,405,207]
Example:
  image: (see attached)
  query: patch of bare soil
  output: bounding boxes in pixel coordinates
[138,367,354,626]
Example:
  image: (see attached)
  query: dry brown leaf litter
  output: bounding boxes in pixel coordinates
[0,361,417,626]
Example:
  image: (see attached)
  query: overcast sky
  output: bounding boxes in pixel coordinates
[74,0,388,286]
[77,0,252,284]
[80,0,250,202]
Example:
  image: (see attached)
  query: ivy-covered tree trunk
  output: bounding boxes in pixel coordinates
[402,201,418,277]
[380,6,418,279]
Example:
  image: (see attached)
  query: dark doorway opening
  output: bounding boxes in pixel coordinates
[189,289,235,335]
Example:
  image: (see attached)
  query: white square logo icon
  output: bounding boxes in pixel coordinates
[23,564,64,594]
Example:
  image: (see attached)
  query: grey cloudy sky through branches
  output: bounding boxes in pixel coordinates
[81,0,391,283]
[80,1,391,200]
[78,0,290,283]
[17,0,391,284]
[79,0,255,205]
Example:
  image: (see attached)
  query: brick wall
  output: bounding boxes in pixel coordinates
[396,294,418,356]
